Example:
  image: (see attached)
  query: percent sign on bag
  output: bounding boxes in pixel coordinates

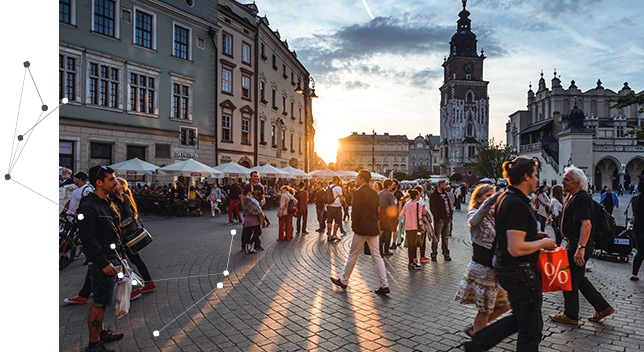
[538,248,573,292]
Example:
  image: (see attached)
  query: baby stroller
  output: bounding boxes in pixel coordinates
[592,211,634,263]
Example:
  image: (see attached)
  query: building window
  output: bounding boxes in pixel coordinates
[290,101,294,118]
[170,76,192,120]
[222,33,232,56]
[222,68,232,93]
[260,120,266,144]
[128,71,156,115]
[180,127,197,147]
[282,64,287,78]
[88,62,120,108]
[290,132,294,152]
[271,88,277,109]
[241,117,250,144]
[155,143,171,159]
[467,123,473,136]
[299,107,302,123]
[271,125,276,147]
[281,129,286,150]
[126,145,146,160]
[260,43,267,60]
[468,146,476,158]
[260,81,266,103]
[93,0,117,37]
[222,115,231,142]
[90,142,112,165]
[173,23,190,60]
[616,125,624,137]
[134,8,154,49]
[241,75,251,99]
[272,54,277,70]
[282,96,287,115]
[59,54,79,101]
[242,42,251,64]
[298,136,302,154]
[60,0,76,25]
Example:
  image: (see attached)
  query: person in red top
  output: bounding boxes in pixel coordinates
[295,182,309,235]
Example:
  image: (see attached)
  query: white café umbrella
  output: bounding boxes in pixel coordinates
[370,172,387,181]
[159,158,224,178]
[336,169,359,180]
[109,157,159,176]
[308,168,339,179]
[253,164,290,178]
[280,166,311,179]
[213,161,252,178]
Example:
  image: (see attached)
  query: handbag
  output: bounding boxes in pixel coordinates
[123,218,154,254]
[537,247,572,292]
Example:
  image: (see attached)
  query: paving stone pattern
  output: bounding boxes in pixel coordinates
[59,193,644,351]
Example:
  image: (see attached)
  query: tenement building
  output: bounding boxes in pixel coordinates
[336,132,409,174]
[59,0,314,182]
[439,0,489,182]
[506,71,643,190]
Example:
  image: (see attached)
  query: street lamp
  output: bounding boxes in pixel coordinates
[295,76,318,98]
[295,76,318,173]
[371,129,376,172]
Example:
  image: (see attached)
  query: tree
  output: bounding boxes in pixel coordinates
[411,165,432,180]
[449,172,463,182]
[610,92,644,139]
[471,139,517,183]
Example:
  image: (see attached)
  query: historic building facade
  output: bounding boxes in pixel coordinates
[59,0,314,181]
[408,134,440,175]
[506,71,643,190]
[336,132,409,174]
[438,1,489,182]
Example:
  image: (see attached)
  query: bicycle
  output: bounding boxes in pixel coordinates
[59,214,83,270]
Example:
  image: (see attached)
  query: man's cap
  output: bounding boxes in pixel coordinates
[74,172,88,181]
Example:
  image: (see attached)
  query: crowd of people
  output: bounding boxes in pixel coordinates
[60,159,644,352]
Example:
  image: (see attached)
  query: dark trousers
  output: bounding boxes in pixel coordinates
[228,199,241,222]
[431,218,451,257]
[316,206,326,231]
[380,229,392,253]
[468,264,543,352]
[78,249,152,298]
[563,241,610,319]
[405,230,418,264]
[296,209,308,233]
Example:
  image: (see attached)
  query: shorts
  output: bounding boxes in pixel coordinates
[326,206,342,225]
[88,258,121,307]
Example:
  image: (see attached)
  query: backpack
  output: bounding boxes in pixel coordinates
[324,185,338,204]
[288,198,298,215]
[591,200,616,244]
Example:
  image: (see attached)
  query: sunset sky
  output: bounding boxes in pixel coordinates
[255,0,644,164]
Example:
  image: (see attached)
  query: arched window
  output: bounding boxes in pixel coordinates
[466,123,473,137]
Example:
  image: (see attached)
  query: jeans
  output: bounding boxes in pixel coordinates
[536,214,547,232]
[468,263,543,352]
[340,234,388,288]
[380,229,392,253]
[431,218,451,257]
[563,240,610,319]
[316,206,326,231]
[88,258,121,307]
[228,199,241,222]
[296,209,308,233]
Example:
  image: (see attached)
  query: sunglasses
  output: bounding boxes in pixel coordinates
[94,165,108,179]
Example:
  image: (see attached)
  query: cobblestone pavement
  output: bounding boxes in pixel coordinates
[59,193,644,351]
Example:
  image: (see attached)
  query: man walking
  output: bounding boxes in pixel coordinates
[326,176,344,242]
[465,156,556,352]
[330,170,389,294]
[550,166,615,325]
[295,181,309,235]
[429,180,453,261]
[599,187,619,215]
[378,179,397,256]
[77,165,124,352]
[226,178,242,225]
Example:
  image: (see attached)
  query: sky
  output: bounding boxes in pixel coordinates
[254,0,644,164]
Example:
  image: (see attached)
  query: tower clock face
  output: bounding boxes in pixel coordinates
[463,60,474,73]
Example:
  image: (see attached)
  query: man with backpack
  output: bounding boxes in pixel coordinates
[325,176,345,242]
[550,166,614,325]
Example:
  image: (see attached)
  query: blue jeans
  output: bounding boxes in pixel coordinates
[468,263,543,352]
[88,258,121,307]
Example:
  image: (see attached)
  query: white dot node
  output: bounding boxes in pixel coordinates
[223,270,229,276]
[153,330,160,337]
[231,229,236,236]
[217,282,224,289]
[110,243,116,249]
[62,98,69,104]
[117,272,124,279]
[77,214,84,220]
[132,279,139,285]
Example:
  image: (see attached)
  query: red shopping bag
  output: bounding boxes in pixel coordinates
[537,247,572,292]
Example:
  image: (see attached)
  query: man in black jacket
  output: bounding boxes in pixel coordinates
[77,165,124,352]
[429,180,453,261]
[330,170,390,295]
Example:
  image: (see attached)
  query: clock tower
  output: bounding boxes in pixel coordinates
[439,0,489,180]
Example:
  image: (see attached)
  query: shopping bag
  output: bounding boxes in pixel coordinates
[537,247,572,292]
[113,274,132,318]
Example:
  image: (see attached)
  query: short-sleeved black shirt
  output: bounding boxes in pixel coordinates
[560,190,592,241]
[495,186,540,265]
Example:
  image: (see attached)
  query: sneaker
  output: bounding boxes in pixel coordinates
[630,275,639,281]
[225,221,233,225]
[141,281,156,293]
[85,341,114,352]
[382,251,394,256]
[588,306,615,322]
[431,255,437,262]
[444,255,452,261]
[100,329,124,343]
[302,231,309,234]
[374,287,390,295]
[420,256,430,263]
[408,263,421,270]
[64,295,89,304]
[549,313,578,325]
[130,289,142,301]
[254,246,265,251]
[330,236,341,242]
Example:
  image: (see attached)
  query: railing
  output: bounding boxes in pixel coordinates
[520,142,542,153]
[541,149,558,172]
[593,144,644,152]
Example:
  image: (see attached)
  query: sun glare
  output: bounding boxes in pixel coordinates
[314,134,338,165]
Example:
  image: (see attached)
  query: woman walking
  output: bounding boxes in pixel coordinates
[241,183,264,254]
[455,183,510,336]
[549,185,564,246]
[398,189,423,270]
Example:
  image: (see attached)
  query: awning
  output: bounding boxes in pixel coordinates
[521,120,552,134]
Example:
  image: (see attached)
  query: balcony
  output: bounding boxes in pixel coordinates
[519,142,542,153]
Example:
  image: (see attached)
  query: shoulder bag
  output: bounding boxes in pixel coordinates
[123,218,154,254]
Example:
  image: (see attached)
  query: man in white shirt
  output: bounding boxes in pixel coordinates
[63,172,94,217]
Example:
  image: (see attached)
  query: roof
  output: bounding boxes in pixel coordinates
[521,120,553,134]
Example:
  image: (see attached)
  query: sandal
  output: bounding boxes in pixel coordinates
[464,326,474,337]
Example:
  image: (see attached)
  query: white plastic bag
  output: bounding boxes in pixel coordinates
[113,264,133,318]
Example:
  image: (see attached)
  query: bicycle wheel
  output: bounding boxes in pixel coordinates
[59,236,76,270]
